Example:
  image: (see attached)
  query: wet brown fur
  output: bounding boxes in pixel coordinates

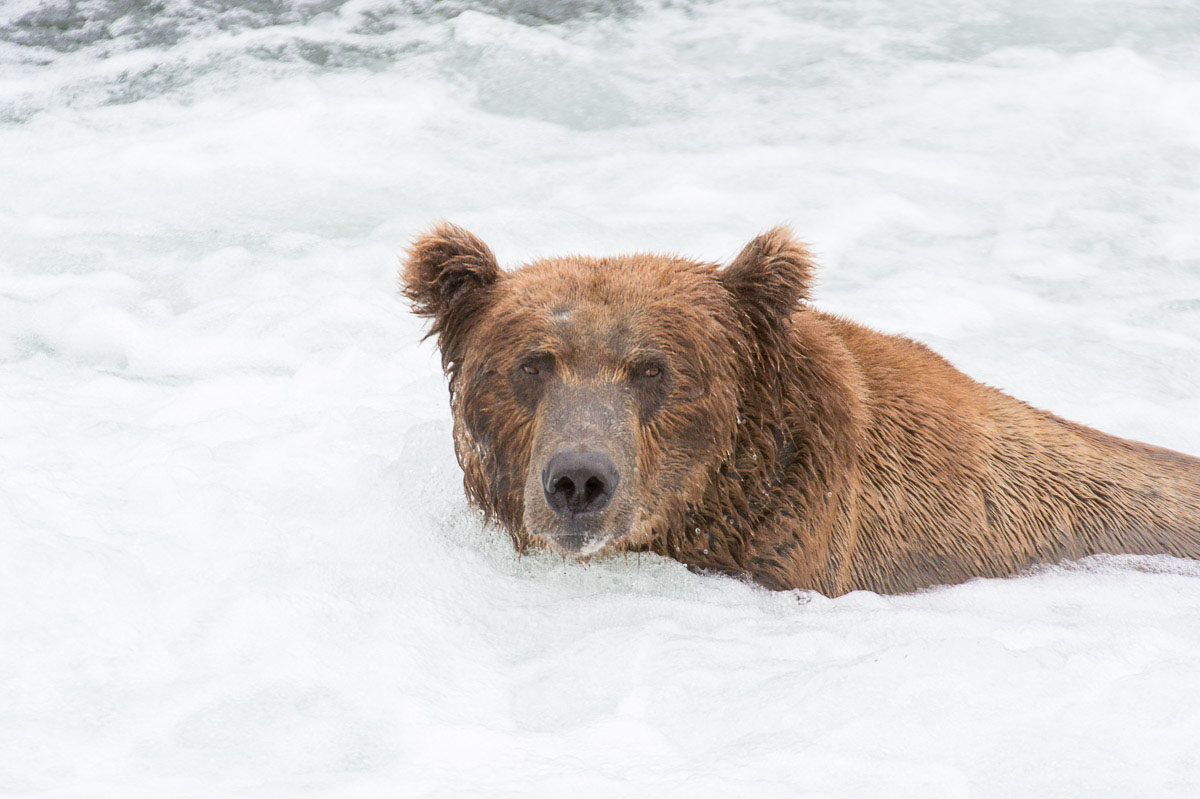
[402,222,1200,596]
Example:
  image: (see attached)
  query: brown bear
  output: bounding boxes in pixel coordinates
[401,222,1200,596]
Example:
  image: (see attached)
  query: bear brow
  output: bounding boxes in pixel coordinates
[515,343,564,362]
[625,346,669,364]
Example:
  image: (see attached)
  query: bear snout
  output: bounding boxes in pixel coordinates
[542,451,620,518]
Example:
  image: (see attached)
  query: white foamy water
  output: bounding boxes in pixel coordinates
[3,1,1200,796]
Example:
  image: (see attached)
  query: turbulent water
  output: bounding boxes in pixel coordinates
[3,1,1200,796]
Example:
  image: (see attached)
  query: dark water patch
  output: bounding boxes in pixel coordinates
[441,0,642,25]
[0,0,643,55]
[247,38,428,69]
[2,0,352,53]
[0,0,658,125]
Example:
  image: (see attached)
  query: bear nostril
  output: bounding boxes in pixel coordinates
[542,451,619,517]
[553,476,576,500]
[583,476,603,505]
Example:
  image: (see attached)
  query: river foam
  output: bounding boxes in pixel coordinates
[3,1,1200,796]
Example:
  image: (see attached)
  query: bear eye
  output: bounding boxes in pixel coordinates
[632,359,667,382]
[517,353,553,378]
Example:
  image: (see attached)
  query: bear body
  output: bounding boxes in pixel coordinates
[403,223,1200,595]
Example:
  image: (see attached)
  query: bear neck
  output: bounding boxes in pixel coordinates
[655,309,869,595]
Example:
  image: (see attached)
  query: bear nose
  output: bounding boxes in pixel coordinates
[542,451,619,517]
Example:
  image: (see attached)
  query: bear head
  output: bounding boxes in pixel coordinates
[402,223,814,559]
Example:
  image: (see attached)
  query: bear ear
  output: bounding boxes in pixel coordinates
[719,226,815,327]
[401,222,500,367]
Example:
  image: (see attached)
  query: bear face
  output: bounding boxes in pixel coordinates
[403,223,815,560]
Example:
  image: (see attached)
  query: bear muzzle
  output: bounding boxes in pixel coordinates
[538,450,624,555]
[522,382,640,557]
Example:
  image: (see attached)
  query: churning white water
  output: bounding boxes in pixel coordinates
[2,0,1200,796]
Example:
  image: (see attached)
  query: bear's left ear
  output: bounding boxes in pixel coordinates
[401,222,501,370]
[719,226,815,328]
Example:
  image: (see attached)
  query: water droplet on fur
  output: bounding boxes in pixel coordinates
[694,527,701,535]
[736,415,743,425]
[702,548,709,555]
[826,491,833,498]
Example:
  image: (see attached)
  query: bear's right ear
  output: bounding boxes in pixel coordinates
[401,222,500,369]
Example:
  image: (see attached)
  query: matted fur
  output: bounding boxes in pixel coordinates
[402,223,1200,595]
